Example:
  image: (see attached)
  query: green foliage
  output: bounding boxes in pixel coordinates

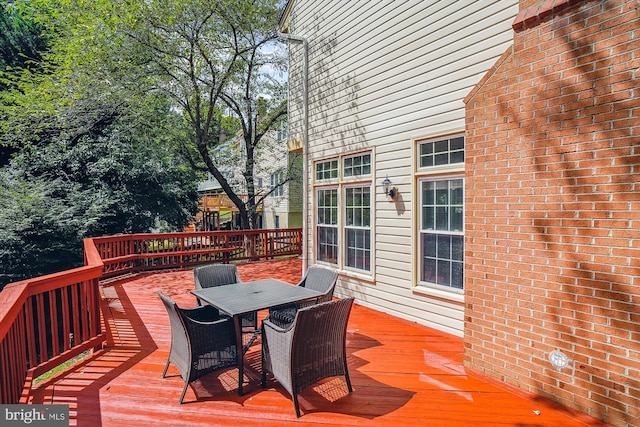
[0,81,199,288]
[0,2,47,73]
[0,173,85,286]
[0,2,49,164]
[0,0,289,287]
[0,107,199,288]
[18,0,289,229]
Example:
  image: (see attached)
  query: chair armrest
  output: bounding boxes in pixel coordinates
[181,305,220,322]
[182,313,235,344]
[262,318,294,334]
[262,318,295,379]
[268,302,296,313]
[262,318,295,352]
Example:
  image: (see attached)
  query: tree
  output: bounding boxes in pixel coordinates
[0,2,48,165]
[22,0,290,229]
[0,2,213,287]
[131,0,289,229]
[0,97,200,289]
[0,174,85,286]
[0,2,47,74]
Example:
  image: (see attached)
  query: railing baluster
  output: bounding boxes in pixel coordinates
[36,294,48,366]
[15,313,27,400]
[79,281,88,343]
[88,278,100,338]
[24,301,36,370]
[1,328,11,401]
[62,286,71,351]
[50,289,60,357]
[71,284,80,348]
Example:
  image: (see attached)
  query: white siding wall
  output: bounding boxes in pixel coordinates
[287,0,518,336]
[257,148,302,229]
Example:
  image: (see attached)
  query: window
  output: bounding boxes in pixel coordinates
[314,152,371,272]
[316,188,338,264]
[270,172,284,197]
[417,136,464,290]
[419,179,464,288]
[316,159,338,180]
[343,153,371,178]
[345,186,370,270]
[419,136,464,168]
[277,123,287,142]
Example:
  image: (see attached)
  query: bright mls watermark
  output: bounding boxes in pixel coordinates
[1,405,68,426]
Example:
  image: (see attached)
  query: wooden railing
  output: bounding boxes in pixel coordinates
[93,228,302,278]
[0,239,104,404]
[0,228,302,404]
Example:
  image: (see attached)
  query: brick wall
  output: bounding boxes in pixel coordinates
[463,1,640,426]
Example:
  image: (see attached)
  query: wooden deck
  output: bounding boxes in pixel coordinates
[26,258,609,426]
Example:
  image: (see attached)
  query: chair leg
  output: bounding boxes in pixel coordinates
[261,348,267,388]
[344,371,353,393]
[162,358,170,378]
[293,393,301,418]
[261,323,267,388]
[344,361,353,392]
[179,382,189,404]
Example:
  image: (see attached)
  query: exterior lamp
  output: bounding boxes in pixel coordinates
[549,349,572,372]
[382,176,397,200]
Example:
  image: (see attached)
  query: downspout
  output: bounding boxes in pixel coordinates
[278,32,308,274]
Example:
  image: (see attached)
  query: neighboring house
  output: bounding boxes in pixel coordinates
[262,124,304,229]
[196,129,302,230]
[281,1,638,426]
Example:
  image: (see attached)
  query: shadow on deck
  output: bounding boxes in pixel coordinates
[26,258,609,426]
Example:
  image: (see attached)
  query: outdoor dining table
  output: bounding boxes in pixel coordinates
[190,278,322,395]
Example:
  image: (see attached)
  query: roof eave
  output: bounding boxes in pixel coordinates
[278,0,295,33]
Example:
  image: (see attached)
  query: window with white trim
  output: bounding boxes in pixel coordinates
[270,171,284,197]
[315,152,371,272]
[343,152,371,177]
[417,135,464,290]
[316,187,338,264]
[419,136,464,167]
[345,186,371,270]
[315,159,338,180]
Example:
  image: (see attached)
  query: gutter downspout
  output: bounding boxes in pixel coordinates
[278,32,308,275]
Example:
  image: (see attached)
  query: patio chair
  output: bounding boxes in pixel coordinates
[267,266,339,328]
[158,291,237,404]
[193,264,258,331]
[261,297,355,417]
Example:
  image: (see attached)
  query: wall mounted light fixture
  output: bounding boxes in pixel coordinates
[382,176,397,200]
[548,349,572,372]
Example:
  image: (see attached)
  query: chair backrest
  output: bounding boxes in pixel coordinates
[158,290,182,331]
[299,266,339,303]
[157,291,190,366]
[194,264,241,291]
[290,297,354,383]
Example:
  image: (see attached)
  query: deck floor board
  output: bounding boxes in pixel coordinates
[26,258,609,426]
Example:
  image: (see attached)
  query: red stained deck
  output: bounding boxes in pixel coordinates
[26,258,609,426]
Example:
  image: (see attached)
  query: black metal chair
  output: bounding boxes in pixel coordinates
[158,291,237,403]
[261,297,355,417]
[193,264,258,331]
[268,266,339,327]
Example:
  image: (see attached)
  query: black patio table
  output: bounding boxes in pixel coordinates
[190,278,322,395]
